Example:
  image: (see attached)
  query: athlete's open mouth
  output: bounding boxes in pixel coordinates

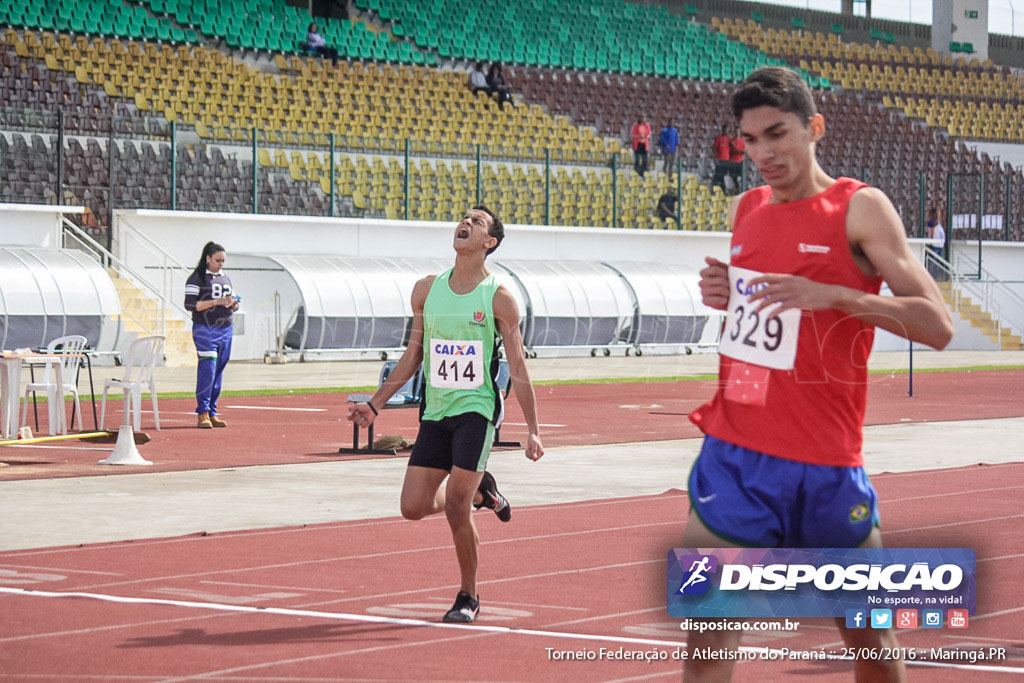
[456,227,471,239]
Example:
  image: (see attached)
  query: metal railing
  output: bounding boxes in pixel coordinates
[952,250,1024,340]
[61,216,188,338]
[925,247,1024,345]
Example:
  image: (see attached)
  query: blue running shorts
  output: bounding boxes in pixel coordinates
[688,434,880,548]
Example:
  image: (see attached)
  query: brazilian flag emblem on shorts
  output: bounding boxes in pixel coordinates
[849,502,870,523]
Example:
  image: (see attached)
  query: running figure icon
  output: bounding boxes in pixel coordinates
[679,556,713,594]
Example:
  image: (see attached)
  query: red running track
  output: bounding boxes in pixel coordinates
[2,462,1023,681]
[2,369,1021,481]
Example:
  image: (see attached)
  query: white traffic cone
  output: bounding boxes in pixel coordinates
[97,425,153,466]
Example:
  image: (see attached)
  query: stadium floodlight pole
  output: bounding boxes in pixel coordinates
[170,121,177,211]
[918,171,926,238]
[107,127,115,251]
[475,143,482,205]
[328,132,335,218]
[978,173,985,274]
[57,109,65,206]
[908,338,914,397]
[611,154,618,228]
[945,173,953,265]
[1006,174,1012,241]
[251,127,258,215]
[544,148,550,226]
[404,138,410,220]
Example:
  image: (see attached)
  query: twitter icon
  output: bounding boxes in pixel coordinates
[870,609,893,629]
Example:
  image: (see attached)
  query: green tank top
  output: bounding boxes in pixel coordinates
[421,268,503,424]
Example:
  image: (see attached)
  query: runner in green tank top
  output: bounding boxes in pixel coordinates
[420,266,503,425]
[347,206,544,624]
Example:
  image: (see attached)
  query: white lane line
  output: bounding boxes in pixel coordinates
[199,580,350,595]
[979,553,1024,563]
[887,513,1024,534]
[0,585,689,648]
[424,595,589,611]
[1,445,109,451]
[605,672,682,683]
[4,588,1021,679]
[880,485,1024,505]
[222,405,327,413]
[0,564,120,576]
[502,422,566,428]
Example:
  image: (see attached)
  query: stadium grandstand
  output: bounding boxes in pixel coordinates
[2,0,1020,240]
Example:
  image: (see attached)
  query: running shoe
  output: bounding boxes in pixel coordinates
[442,591,480,623]
[474,470,512,522]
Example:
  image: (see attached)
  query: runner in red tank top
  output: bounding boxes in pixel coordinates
[683,68,953,683]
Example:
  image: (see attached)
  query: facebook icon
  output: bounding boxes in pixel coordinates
[845,609,867,629]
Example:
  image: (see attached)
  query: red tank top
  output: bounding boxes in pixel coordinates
[689,178,882,467]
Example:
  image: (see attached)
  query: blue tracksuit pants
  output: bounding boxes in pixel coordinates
[193,323,232,415]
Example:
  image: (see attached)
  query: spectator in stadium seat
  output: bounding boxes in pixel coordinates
[631,116,651,178]
[486,63,514,109]
[711,123,731,191]
[469,62,489,96]
[305,22,339,66]
[655,188,680,227]
[658,120,679,180]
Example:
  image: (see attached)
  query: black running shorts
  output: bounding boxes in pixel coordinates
[408,412,495,473]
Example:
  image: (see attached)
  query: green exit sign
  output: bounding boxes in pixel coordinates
[965,10,978,19]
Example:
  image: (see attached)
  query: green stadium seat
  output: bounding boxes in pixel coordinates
[751,11,764,24]
[831,23,844,35]
[949,41,962,52]
[961,42,974,53]
[791,17,806,31]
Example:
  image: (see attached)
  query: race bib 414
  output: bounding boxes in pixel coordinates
[718,266,801,371]
[429,339,484,390]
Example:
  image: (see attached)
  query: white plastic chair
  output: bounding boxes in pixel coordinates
[100,335,164,431]
[20,335,88,435]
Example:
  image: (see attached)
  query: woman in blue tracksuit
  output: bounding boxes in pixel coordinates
[183,241,238,429]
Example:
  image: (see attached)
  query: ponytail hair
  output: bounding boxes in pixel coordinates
[191,241,225,284]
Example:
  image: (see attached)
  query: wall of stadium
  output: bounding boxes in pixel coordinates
[108,210,1024,359]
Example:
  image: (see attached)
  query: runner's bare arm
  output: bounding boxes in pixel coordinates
[698,196,743,311]
[348,276,433,425]
[747,189,953,350]
[493,286,544,462]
